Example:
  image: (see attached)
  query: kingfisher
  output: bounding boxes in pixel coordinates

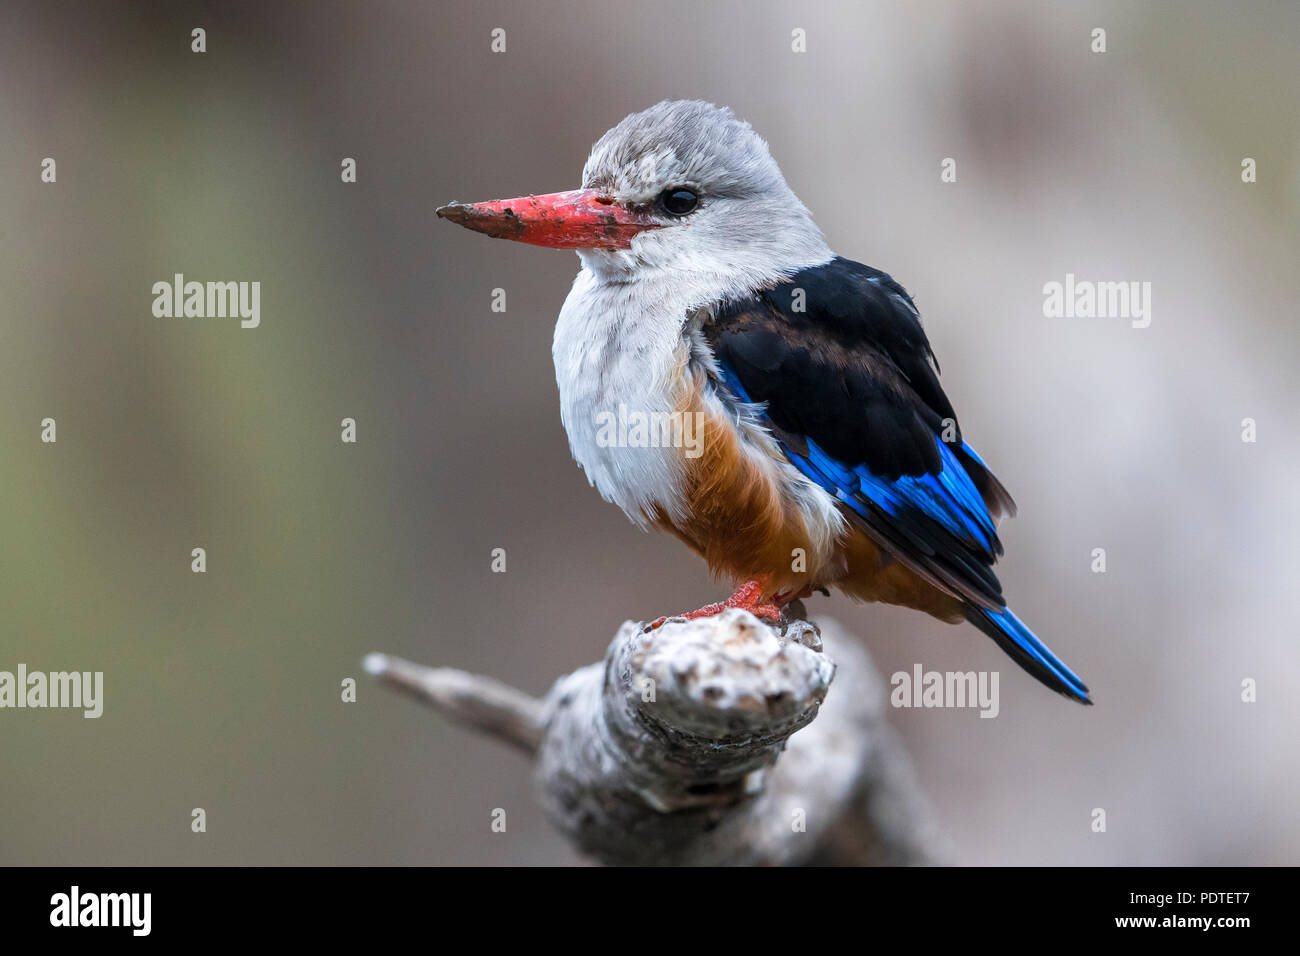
[437,100,1091,704]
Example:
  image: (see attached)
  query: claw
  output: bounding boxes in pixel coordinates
[649,580,785,630]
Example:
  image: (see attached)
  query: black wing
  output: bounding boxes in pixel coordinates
[705,256,1015,609]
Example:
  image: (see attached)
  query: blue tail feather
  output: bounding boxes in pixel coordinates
[967,606,1092,704]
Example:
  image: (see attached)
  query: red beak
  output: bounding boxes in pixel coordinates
[436,189,660,250]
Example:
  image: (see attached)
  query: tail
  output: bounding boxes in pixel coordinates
[965,606,1092,704]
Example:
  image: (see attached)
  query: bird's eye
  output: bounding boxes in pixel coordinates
[659,187,699,216]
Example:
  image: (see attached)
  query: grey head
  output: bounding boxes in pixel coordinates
[577,100,832,287]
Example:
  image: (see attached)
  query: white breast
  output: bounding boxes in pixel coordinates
[552,267,695,526]
[552,252,846,565]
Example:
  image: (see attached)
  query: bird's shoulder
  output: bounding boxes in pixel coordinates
[703,256,956,478]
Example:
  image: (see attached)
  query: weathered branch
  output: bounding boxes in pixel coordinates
[362,653,544,755]
[366,610,947,865]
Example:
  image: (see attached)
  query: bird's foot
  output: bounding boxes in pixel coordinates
[649,580,784,630]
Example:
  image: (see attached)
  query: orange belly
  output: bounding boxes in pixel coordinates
[652,386,966,624]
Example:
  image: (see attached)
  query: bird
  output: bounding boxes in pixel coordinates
[437,99,1091,704]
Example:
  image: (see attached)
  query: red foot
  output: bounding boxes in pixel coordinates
[649,580,784,630]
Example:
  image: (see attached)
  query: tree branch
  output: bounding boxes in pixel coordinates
[362,653,544,755]
[366,609,947,865]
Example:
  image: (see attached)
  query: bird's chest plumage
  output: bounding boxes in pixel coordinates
[552,269,696,525]
[552,267,846,590]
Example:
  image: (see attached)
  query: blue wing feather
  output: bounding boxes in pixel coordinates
[720,363,994,555]
[717,359,1092,704]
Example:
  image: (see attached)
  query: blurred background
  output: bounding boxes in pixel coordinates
[2,0,1297,865]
